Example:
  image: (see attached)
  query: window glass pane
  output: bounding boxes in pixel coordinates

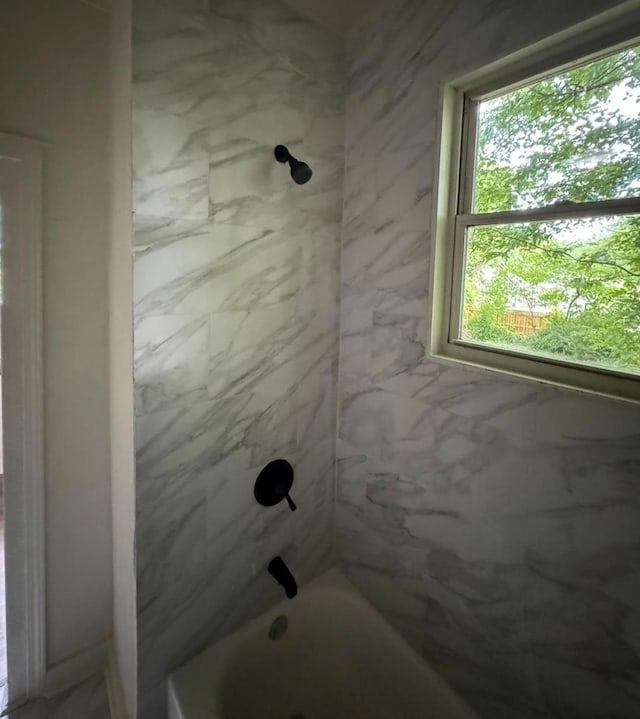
[459,215,640,375]
[473,45,640,213]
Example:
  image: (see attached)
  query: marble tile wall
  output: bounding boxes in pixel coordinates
[338,1,640,718]
[132,1,345,715]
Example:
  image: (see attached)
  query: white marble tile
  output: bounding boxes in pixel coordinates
[134,157,209,219]
[134,106,209,167]
[131,0,640,717]
[132,0,242,117]
[134,222,301,315]
[134,214,210,255]
[374,144,434,233]
[337,2,640,719]
[136,393,296,504]
[208,307,337,403]
[133,1,344,714]
[209,141,343,232]
[136,488,207,610]
[340,387,437,480]
[370,312,426,384]
[535,392,640,446]
[135,314,210,415]
[342,227,429,305]
[133,106,210,219]
[374,362,477,406]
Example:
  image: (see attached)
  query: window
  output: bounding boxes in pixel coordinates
[432,20,640,402]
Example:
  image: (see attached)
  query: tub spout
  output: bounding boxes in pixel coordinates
[268,556,298,598]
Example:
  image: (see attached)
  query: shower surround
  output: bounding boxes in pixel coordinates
[132,0,344,715]
[337,1,640,718]
[132,0,640,718]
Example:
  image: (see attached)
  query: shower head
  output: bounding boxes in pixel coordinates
[274,144,313,185]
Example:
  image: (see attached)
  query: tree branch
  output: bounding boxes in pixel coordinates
[565,292,582,319]
[508,236,640,278]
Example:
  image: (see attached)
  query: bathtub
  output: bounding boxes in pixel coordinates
[168,570,477,719]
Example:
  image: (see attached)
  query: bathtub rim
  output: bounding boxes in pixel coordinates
[167,568,478,719]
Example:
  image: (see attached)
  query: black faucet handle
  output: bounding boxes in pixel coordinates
[254,459,297,511]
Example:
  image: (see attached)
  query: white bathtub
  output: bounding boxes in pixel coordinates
[168,570,477,719]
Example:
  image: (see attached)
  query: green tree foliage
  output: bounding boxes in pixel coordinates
[463,46,640,373]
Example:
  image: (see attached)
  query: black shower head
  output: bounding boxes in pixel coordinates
[290,159,312,185]
[274,144,313,185]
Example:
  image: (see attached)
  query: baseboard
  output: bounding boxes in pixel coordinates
[3,640,115,718]
[104,644,127,719]
[43,640,109,699]
[3,698,46,719]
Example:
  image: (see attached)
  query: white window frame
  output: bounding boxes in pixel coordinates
[430,3,640,403]
[0,133,46,713]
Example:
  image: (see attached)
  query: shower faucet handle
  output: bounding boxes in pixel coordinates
[254,459,297,512]
[284,493,297,512]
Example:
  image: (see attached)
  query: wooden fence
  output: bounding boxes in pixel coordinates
[498,309,547,336]
[463,308,548,337]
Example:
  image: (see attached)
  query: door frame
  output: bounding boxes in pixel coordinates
[0,132,46,712]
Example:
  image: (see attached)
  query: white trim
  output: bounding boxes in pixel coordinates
[457,196,640,226]
[0,133,46,710]
[3,699,46,719]
[104,644,126,719]
[42,641,109,700]
[429,5,640,404]
[4,641,112,718]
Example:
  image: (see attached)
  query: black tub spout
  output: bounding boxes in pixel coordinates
[268,556,298,598]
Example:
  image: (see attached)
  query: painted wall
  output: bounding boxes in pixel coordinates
[0,0,113,666]
[131,0,345,714]
[108,0,138,715]
[337,1,640,718]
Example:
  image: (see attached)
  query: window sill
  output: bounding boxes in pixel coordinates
[428,339,640,406]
